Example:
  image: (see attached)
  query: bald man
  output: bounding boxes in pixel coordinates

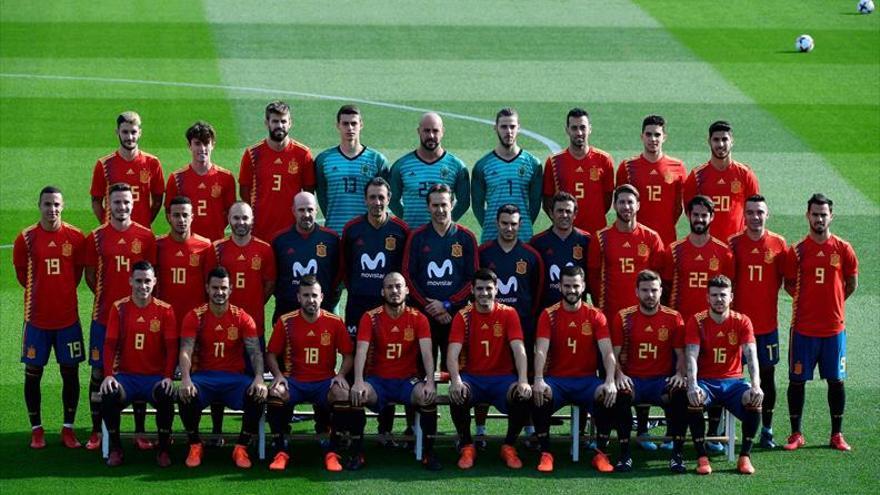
[390,113,470,227]
[272,191,343,319]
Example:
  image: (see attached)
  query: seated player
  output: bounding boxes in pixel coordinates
[177,266,268,469]
[349,273,440,470]
[611,270,688,473]
[265,275,354,472]
[447,269,532,470]
[531,265,618,473]
[100,261,177,466]
[683,275,763,475]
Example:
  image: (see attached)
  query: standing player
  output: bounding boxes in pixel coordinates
[100,261,177,467]
[530,192,591,309]
[349,273,440,470]
[271,191,342,319]
[90,111,164,228]
[265,276,354,472]
[164,122,236,241]
[783,193,858,452]
[14,186,86,449]
[728,195,787,448]
[403,184,478,371]
[683,276,763,475]
[178,267,268,469]
[315,105,389,233]
[447,269,532,470]
[84,183,156,450]
[471,108,542,243]
[239,100,315,240]
[542,108,615,236]
[615,115,686,246]
[684,121,760,243]
[389,113,470,227]
[531,266,618,473]
[611,270,688,473]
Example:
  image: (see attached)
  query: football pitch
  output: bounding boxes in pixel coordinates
[0,0,877,493]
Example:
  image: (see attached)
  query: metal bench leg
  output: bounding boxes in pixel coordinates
[414,410,423,461]
[258,411,266,460]
[101,420,109,459]
[571,405,580,462]
[725,408,736,462]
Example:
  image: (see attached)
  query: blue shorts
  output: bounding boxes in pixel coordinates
[789,330,846,381]
[192,370,252,410]
[242,336,266,377]
[461,373,516,414]
[367,376,419,412]
[88,320,107,368]
[21,322,85,367]
[755,330,780,366]
[696,378,751,420]
[286,378,333,409]
[545,376,602,413]
[115,373,164,406]
[630,376,670,406]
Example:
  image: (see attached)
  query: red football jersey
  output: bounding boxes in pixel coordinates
[357,306,431,379]
[449,303,523,376]
[611,305,684,378]
[615,154,686,245]
[155,234,212,330]
[164,164,236,241]
[268,309,352,382]
[543,147,615,235]
[239,139,316,240]
[536,302,609,378]
[728,230,787,335]
[204,237,276,335]
[588,223,665,321]
[683,161,759,243]
[90,150,165,227]
[85,222,156,325]
[784,235,858,337]
[13,223,86,329]
[664,237,734,322]
[685,310,755,380]
[181,304,257,374]
[104,297,177,378]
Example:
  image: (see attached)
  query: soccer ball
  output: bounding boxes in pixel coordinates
[858,0,875,14]
[795,34,814,53]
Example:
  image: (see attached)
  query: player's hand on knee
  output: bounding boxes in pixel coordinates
[599,381,617,408]
[686,384,704,408]
[449,381,468,405]
[746,385,764,408]
[331,374,350,392]
[179,378,197,402]
[514,381,532,401]
[667,373,687,390]
[158,378,173,395]
[421,381,437,404]
[531,379,549,407]
[350,381,367,406]
[249,379,268,402]
[615,372,633,392]
[100,376,119,395]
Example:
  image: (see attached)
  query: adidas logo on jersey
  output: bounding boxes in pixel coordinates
[695,254,703,261]
[481,323,489,329]
[117,239,127,245]
[137,316,146,323]
[307,330,315,337]
[717,331,725,337]
[126,169,135,175]
[751,248,760,254]
[645,325,653,332]
[717,178,726,185]
[569,321,577,327]
[650,169,658,175]
[237,254,246,261]
[817,252,825,257]
[198,183,207,189]
[576,166,584,172]
[48,241,57,247]
[391,326,399,333]
[623,242,631,248]
[274,158,283,165]
[176,250,184,257]
[215,325,223,331]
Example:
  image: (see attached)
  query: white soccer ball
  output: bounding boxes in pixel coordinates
[795,34,814,53]
[858,0,875,14]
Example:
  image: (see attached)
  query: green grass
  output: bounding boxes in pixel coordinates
[1,0,878,493]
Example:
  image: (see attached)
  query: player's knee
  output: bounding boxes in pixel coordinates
[328,388,349,405]
[25,365,44,379]
[90,368,103,381]
[59,364,78,377]
[789,379,806,389]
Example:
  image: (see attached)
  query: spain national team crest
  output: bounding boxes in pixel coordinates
[637,243,649,257]
[572,246,583,260]
[288,160,299,174]
[251,255,262,270]
[663,170,675,185]
[404,326,415,342]
[581,322,592,335]
[708,256,719,271]
[451,242,463,258]
[62,241,73,257]
[764,250,775,264]
[493,323,503,337]
[320,332,332,346]
[131,239,143,255]
[589,167,600,181]
[515,259,528,275]
[150,318,161,333]
[26,345,36,359]
[830,253,841,268]
[190,253,201,267]
[793,361,803,375]
[385,236,397,251]
[658,326,669,342]
[730,179,742,194]
[91,347,100,362]
[211,183,222,199]
[139,168,151,184]
[227,326,239,341]
[316,243,327,258]
[728,332,738,346]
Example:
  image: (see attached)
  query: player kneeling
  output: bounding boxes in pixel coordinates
[682,275,763,475]
[265,276,354,472]
[531,266,618,473]
[100,261,177,467]
[177,267,268,469]
[348,273,440,470]
[447,269,532,470]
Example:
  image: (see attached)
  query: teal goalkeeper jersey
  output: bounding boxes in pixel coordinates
[389,150,470,227]
[471,149,543,242]
[315,146,389,233]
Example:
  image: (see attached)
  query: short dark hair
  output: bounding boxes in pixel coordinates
[807,193,833,213]
[207,266,229,283]
[746,194,766,205]
[38,185,62,203]
[473,268,498,285]
[265,100,290,119]
[566,107,590,125]
[132,260,154,273]
[364,176,391,196]
[425,183,453,205]
[185,121,216,144]
[169,195,192,207]
[614,184,640,202]
[708,120,732,136]
[642,114,665,132]
[496,203,520,220]
[551,191,577,210]
[108,183,132,196]
[299,275,320,291]
[687,195,715,215]
[495,107,518,124]
[708,275,732,290]
[561,265,585,280]
[116,111,141,128]
[336,104,361,123]
[636,269,661,286]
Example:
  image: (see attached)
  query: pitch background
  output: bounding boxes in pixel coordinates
[0,1,877,493]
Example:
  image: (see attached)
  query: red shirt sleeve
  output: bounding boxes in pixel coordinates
[267,319,285,355]
[144,233,157,265]
[594,311,610,340]
[415,312,431,339]
[90,161,105,198]
[180,310,198,339]
[261,244,277,285]
[223,171,236,214]
[615,161,628,189]
[740,315,756,345]
[164,174,178,209]
[661,246,674,281]
[602,155,615,193]
[505,307,524,342]
[672,313,685,348]
[240,311,258,339]
[335,319,353,354]
[684,315,700,346]
[535,309,551,340]
[12,233,27,287]
[84,232,98,268]
[448,311,465,344]
[542,156,556,197]
[356,312,373,343]
[782,244,797,283]
[238,150,253,190]
[745,168,759,197]
[843,242,859,277]
[301,149,316,190]
[162,306,178,377]
[609,311,623,347]
[722,247,734,278]
[103,303,122,376]
[682,171,697,210]
[649,232,666,272]
[149,157,165,195]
